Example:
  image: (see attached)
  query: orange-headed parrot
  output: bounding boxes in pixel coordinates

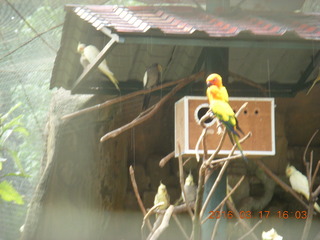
[206,73,229,102]
[206,73,247,162]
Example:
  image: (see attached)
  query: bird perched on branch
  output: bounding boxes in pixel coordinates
[77,43,120,92]
[206,73,229,103]
[154,182,170,211]
[206,73,247,162]
[286,165,320,213]
[182,172,197,203]
[142,63,162,111]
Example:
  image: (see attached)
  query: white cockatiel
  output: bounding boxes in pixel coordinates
[77,43,120,92]
[286,165,320,213]
[154,182,170,210]
[182,172,197,203]
[262,228,283,240]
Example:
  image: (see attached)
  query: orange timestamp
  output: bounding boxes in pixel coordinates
[208,210,308,219]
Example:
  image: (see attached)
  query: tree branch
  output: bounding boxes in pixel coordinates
[100,71,204,142]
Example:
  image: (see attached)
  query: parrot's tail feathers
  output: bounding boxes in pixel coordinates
[108,74,120,92]
[233,133,248,163]
[142,94,151,111]
[235,119,245,135]
[100,68,120,92]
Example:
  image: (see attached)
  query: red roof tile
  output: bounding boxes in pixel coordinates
[71,5,320,40]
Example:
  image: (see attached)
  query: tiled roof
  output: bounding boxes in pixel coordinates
[72,5,320,40]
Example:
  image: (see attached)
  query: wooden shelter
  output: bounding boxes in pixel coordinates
[22,2,320,240]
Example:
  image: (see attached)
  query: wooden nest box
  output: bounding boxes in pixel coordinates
[174,96,275,157]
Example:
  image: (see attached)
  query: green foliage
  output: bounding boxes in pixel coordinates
[0,103,29,205]
[0,181,24,205]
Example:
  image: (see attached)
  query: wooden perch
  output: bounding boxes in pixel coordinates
[62,72,203,120]
[129,166,152,231]
[147,205,174,240]
[100,71,204,142]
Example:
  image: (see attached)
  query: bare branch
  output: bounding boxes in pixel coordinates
[200,161,229,219]
[173,215,190,240]
[62,71,204,120]
[159,151,175,168]
[201,175,245,224]
[226,200,259,240]
[148,205,174,240]
[129,166,152,231]
[178,144,194,218]
[311,160,320,192]
[100,71,205,142]
[238,220,262,240]
[210,204,224,240]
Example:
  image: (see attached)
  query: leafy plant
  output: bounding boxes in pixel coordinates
[0,103,29,205]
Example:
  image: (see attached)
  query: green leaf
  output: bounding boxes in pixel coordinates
[0,103,22,123]
[13,126,29,136]
[7,150,26,175]
[0,180,24,205]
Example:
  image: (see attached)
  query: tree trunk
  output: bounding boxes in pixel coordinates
[21,89,129,240]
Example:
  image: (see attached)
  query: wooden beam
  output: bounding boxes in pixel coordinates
[292,50,320,94]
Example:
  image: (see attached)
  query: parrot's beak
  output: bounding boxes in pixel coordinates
[206,81,213,87]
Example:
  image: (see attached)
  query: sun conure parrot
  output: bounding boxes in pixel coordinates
[286,165,320,213]
[182,172,197,203]
[142,63,162,111]
[154,182,170,211]
[206,73,247,162]
[206,73,229,102]
[77,43,120,92]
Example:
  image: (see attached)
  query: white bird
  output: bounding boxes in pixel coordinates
[77,43,120,92]
[182,172,197,203]
[262,228,283,240]
[142,63,162,111]
[286,165,320,213]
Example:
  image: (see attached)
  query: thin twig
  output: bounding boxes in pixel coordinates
[100,72,204,142]
[178,144,194,218]
[62,72,203,120]
[201,175,245,224]
[208,154,243,167]
[159,151,175,168]
[210,204,224,240]
[226,200,259,240]
[173,214,190,240]
[311,160,320,192]
[195,128,208,162]
[303,129,319,164]
[200,161,229,219]
[148,205,174,240]
[255,159,309,209]
[129,166,152,231]
[238,220,262,240]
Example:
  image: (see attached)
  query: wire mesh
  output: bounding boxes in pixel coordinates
[0,1,112,239]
